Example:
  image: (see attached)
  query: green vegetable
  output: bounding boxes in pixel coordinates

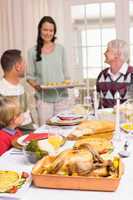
[17,179,26,188]
[25,140,48,160]
[26,140,39,152]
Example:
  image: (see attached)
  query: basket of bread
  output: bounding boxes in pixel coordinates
[67,119,115,140]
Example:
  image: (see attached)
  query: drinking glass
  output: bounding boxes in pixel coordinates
[123,99,133,137]
[48,127,63,151]
[83,96,93,114]
[127,84,133,99]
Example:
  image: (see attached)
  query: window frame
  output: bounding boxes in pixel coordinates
[64,0,130,81]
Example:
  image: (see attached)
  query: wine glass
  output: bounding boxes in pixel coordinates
[83,96,94,115]
[127,84,133,99]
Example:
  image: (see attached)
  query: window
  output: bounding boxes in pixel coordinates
[64,0,133,81]
[71,1,116,79]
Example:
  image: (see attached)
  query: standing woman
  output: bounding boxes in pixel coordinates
[27,16,70,125]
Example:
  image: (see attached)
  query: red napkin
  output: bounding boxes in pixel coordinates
[24,132,48,142]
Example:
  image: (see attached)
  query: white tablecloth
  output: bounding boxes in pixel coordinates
[0,126,133,200]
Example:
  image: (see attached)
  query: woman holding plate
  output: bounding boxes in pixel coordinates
[27,16,71,125]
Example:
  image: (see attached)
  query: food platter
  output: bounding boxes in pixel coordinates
[32,155,123,191]
[40,83,85,89]
[31,133,123,192]
[0,170,31,198]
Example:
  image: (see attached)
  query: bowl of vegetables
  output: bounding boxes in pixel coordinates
[23,140,48,164]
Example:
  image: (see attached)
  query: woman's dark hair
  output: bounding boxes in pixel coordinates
[36,16,57,62]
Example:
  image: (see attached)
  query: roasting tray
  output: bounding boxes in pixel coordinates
[32,156,123,192]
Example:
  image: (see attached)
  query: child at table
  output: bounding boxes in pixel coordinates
[0,95,24,155]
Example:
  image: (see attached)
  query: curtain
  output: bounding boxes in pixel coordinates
[0,0,48,60]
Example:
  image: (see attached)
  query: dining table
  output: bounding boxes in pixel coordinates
[0,122,133,200]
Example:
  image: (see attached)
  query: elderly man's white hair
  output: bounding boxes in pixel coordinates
[108,39,129,62]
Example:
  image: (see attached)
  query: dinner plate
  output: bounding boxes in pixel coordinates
[0,170,31,199]
[17,133,48,146]
[57,113,83,121]
[17,135,28,146]
[17,134,74,155]
[47,115,84,126]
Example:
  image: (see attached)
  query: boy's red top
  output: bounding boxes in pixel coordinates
[0,129,23,156]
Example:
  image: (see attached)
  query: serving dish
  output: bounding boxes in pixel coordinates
[32,155,123,191]
[40,83,85,89]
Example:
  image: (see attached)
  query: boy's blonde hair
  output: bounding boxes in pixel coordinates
[0,96,20,128]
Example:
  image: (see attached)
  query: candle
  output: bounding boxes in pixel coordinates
[93,86,98,119]
[114,91,121,141]
[86,79,90,97]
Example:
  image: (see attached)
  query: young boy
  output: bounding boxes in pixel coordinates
[0,96,23,155]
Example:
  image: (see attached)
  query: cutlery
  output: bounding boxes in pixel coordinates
[119,141,130,158]
[10,150,23,155]
[0,197,19,200]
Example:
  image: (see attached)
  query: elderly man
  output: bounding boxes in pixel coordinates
[96,39,133,108]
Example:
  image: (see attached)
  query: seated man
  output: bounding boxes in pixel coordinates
[0,49,35,132]
[96,39,133,108]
